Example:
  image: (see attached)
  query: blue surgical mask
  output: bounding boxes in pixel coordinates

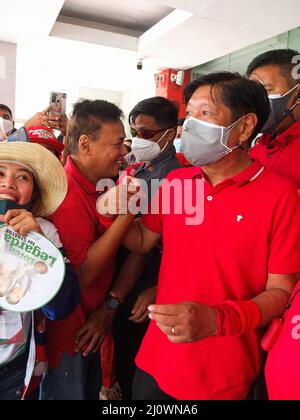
[181,117,242,167]
[173,137,182,152]
[261,84,300,134]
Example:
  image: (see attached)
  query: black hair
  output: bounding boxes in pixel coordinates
[246,49,300,87]
[129,96,179,129]
[183,71,270,141]
[67,99,123,154]
[30,178,42,216]
[0,104,13,118]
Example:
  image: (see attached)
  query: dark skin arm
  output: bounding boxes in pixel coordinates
[76,214,135,290]
[110,252,148,302]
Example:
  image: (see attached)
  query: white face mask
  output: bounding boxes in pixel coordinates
[0,117,14,139]
[131,129,170,162]
[181,117,242,167]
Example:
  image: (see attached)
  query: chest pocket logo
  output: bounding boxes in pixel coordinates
[236,215,243,222]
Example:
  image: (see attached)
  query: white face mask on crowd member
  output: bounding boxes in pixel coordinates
[0,117,14,140]
[131,129,170,162]
[181,117,242,167]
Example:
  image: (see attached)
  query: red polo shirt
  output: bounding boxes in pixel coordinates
[46,157,114,368]
[265,279,300,400]
[135,160,300,400]
[249,120,300,187]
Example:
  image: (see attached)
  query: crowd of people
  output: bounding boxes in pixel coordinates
[0,48,300,400]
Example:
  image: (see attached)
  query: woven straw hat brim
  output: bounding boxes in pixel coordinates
[0,142,67,217]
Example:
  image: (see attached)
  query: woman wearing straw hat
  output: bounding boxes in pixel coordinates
[0,140,80,400]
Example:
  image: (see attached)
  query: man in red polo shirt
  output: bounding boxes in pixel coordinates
[247,49,300,187]
[102,72,300,400]
[247,49,300,399]
[41,100,136,400]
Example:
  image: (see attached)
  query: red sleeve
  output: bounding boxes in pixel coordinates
[268,186,300,274]
[141,180,164,234]
[50,202,96,269]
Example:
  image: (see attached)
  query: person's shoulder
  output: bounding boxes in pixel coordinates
[261,170,299,198]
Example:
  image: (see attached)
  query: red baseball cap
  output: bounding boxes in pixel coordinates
[26,125,64,155]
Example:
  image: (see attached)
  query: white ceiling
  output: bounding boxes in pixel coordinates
[0,0,299,70]
[0,0,299,120]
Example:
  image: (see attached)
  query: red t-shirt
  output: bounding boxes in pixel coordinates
[46,157,114,368]
[135,161,300,400]
[265,279,300,400]
[249,120,300,187]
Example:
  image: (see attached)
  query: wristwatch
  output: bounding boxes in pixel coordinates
[104,293,122,310]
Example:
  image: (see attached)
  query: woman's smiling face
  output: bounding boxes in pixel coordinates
[0,162,34,205]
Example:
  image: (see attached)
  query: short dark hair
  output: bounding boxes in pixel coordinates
[246,49,300,87]
[129,96,179,129]
[67,99,123,154]
[183,72,270,141]
[0,104,13,118]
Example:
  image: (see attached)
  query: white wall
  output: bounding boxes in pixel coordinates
[14,36,160,124]
[78,86,122,108]
[121,69,156,135]
[0,41,16,116]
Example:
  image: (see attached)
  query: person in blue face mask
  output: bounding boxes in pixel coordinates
[247,49,300,187]
[173,118,185,152]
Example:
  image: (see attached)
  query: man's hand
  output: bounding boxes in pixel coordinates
[47,113,68,136]
[24,106,51,128]
[97,176,144,217]
[148,302,217,344]
[129,286,157,323]
[74,303,116,357]
[0,209,43,236]
[24,107,68,136]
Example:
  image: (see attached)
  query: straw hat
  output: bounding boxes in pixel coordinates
[0,141,67,217]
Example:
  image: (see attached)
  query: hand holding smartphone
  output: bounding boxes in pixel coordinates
[48,92,68,135]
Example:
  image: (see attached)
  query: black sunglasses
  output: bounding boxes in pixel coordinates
[130,127,173,140]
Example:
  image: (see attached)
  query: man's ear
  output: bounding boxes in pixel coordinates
[166,128,177,143]
[238,113,258,145]
[78,134,91,155]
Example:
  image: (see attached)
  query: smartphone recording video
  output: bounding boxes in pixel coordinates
[49,92,67,116]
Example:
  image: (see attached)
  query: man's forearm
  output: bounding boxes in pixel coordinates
[78,214,135,289]
[122,219,160,254]
[252,287,292,327]
[252,273,298,326]
[111,252,148,302]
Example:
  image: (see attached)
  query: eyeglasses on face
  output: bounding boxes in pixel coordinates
[130,127,172,140]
